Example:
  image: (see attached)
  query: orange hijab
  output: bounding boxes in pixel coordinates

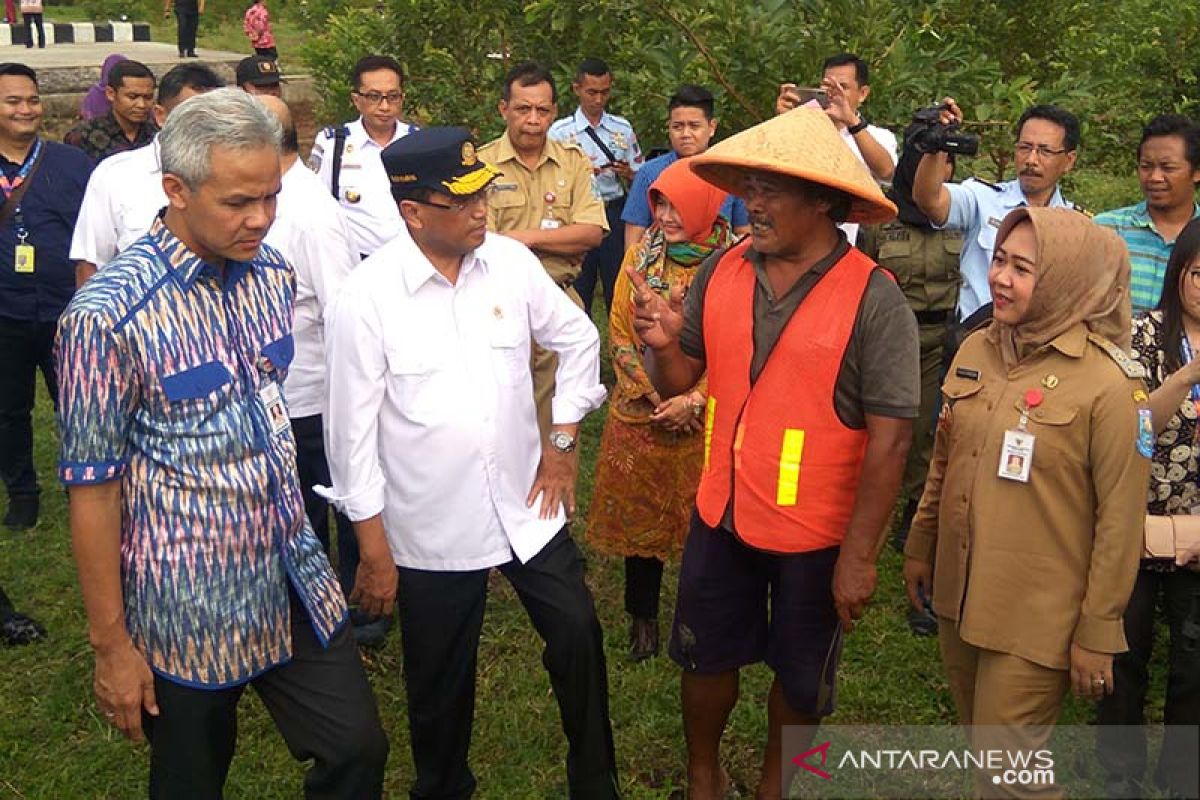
[647,158,729,245]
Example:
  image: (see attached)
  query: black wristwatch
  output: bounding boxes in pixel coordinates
[847,116,869,135]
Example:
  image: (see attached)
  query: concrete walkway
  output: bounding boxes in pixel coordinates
[3,40,248,72]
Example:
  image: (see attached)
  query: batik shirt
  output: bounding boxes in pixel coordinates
[56,216,347,689]
[63,111,157,164]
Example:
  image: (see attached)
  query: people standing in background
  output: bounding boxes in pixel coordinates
[163,0,203,58]
[622,84,750,251]
[548,57,643,315]
[857,126,962,637]
[79,55,126,121]
[20,0,44,49]
[0,63,94,532]
[64,60,158,163]
[243,0,276,59]
[1094,114,1200,312]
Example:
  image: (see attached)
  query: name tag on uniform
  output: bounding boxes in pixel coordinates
[998,429,1034,482]
[987,216,1003,228]
[14,244,34,274]
[258,382,290,437]
[540,218,561,230]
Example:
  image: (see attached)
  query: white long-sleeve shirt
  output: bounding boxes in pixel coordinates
[264,159,359,418]
[322,229,606,570]
[70,139,165,267]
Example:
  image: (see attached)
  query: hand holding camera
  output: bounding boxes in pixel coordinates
[908,96,979,156]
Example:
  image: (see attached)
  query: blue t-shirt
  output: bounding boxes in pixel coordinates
[621,150,749,229]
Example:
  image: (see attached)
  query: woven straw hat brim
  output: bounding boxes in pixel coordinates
[688,107,898,226]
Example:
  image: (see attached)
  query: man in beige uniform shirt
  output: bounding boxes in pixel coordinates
[479,61,608,436]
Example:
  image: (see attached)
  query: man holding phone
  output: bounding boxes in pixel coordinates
[549,57,642,313]
[776,53,896,245]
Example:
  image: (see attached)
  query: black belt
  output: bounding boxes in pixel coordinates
[914,309,951,325]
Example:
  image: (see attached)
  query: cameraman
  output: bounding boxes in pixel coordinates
[912,99,1081,329]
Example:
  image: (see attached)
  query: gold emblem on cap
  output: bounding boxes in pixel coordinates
[1042,374,1059,389]
[462,142,477,167]
[345,190,361,204]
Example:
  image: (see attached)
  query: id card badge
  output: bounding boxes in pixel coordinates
[14,243,34,274]
[539,217,561,230]
[998,428,1035,482]
[258,381,289,437]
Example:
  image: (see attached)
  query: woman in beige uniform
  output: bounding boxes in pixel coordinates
[903,207,1151,798]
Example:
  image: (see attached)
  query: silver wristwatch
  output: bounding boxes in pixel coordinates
[549,431,576,454]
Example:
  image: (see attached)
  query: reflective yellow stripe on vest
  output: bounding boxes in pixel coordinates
[703,396,717,470]
[776,429,806,506]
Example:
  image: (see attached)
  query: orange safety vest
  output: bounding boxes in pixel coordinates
[695,239,877,553]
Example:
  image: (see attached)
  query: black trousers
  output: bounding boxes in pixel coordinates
[22,12,44,47]
[397,528,619,799]
[291,414,358,597]
[575,198,626,315]
[0,317,57,500]
[175,9,199,54]
[1096,567,1200,795]
[143,595,388,799]
[624,555,663,619]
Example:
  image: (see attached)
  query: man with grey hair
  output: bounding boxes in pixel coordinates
[55,88,388,798]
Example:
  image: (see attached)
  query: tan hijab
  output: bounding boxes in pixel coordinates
[986,207,1132,367]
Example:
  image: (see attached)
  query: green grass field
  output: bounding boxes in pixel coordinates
[0,307,1171,798]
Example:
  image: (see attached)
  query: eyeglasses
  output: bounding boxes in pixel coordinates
[408,193,488,214]
[352,90,403,107]
[1014,142,1070,158]
[1187,269,1200,291]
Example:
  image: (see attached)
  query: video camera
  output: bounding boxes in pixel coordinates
[907,104,979,157]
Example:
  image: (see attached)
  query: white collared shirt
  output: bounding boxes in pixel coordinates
[308,117,414,257]
[838,123,897,245]
[322,230,606,571]
[70,138,165,267]
[264,159,360,419]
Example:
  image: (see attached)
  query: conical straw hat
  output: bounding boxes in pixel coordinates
[688,107,897,225]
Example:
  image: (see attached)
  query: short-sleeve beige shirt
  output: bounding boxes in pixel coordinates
[478,133,608,285]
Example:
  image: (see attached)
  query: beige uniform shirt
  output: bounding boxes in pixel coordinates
[478,133,608,286]
[906,323,1151,670]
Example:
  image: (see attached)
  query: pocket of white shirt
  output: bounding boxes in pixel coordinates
[489,317,527,387]
[384,350,447,420]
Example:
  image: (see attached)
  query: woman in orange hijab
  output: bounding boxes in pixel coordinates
[587,158,734,661]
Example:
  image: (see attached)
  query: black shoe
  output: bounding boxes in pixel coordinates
[906,605,938,637]
[186,50,198,57]
[1,612,46,646]
[4,496,38,531]
[629,616,659,662]
[351,612,392,648]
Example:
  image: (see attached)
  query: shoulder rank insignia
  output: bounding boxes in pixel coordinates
[1087,333,1146,379]
[1072,203,1094,218]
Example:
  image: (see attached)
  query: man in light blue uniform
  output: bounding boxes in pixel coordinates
[548,57,643,314]
[913,102,1080,327]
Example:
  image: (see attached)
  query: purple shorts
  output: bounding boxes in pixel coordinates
[668,511,844,717]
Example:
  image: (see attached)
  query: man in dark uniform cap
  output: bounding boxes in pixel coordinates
[236,55,282,97]
[321,127,619,800]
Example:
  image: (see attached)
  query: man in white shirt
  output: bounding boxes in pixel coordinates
[308,55,417,257]
[70,63,225,286]
[322,127,618,799]
[257,97,378,643]
[775,52,897,242]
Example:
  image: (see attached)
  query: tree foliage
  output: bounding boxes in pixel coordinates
[302,0,1200,185]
